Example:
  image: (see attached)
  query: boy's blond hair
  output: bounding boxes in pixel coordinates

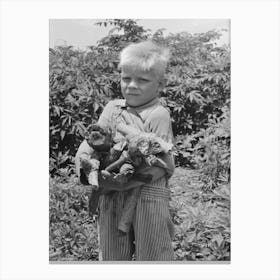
[118,41,170,78]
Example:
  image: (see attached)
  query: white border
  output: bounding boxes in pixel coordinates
[1,0,279,280]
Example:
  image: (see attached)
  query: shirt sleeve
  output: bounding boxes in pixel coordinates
[74,139,94,184]
[96,100,115,128]
[147,106,175,178]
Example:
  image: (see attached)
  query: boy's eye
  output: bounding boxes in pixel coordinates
[122,77,130,82]
[139,78,149,82]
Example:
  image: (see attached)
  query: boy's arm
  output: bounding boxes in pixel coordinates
[117,107,175,179]
[96,100,115,128]
[75,139,94,182]
[75,139,145,191]
[75,100,114,184]
[146,107,175,178]
[116,121,173,177]
[75,100,145,191]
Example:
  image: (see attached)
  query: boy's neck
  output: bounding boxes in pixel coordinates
[126,97,159,110]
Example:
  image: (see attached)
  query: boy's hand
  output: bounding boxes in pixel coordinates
[136,165,166,181]
[98,170,124,192]
[98,170,146,192]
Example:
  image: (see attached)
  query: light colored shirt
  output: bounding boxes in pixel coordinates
[75,97,175,188]
[98,97,175,176]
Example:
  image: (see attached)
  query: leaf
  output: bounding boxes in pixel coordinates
[187,90,205,105]
[93,102,99,113]
[212,234,224,247]
[53,106,60,116]
[200,247,211,255]
[187,232,196,243]
[60,130,66,140]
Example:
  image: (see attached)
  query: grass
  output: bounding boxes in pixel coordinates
[49,167,230,261]
[169,167,230,261]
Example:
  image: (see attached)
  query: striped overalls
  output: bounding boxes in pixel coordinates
[99,176,175,261]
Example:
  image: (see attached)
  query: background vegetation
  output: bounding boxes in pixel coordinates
[49,19,230,261]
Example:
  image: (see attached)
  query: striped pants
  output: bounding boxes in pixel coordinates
[98,176,175,261]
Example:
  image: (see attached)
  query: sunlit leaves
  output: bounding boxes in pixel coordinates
[49,19,230,174]
[170,168,230,261]
[187,90,205,105]
[49,177,99,261]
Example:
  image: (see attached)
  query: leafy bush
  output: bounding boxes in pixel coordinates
[49,168,230,261]
[49,19,230,177]
[176,105,230,189]
[170,168,230,261]
[49,176,99,261]
[49,46,117,175]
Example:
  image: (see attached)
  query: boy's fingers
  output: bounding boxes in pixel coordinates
[100,170,111,179]
[120,111,133,125]
[99,175,123,191]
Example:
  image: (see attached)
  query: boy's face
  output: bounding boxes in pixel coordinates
[121,65,163,107]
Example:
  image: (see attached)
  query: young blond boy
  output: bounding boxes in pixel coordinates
[76,41,175,261]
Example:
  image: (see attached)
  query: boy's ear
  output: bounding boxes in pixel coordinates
[158,77,166,91]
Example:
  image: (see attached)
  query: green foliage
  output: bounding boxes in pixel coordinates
[49,19,230,177]
[176,105,230,189]
[49,176,99,261]
[193,106,230,190]
[95,19,151,51]
[170,168,230,261]
[49,45,120,175]
[49,168,230,261]
[155,28,230,138]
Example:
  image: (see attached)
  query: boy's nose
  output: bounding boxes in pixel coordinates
[128,80,138,88]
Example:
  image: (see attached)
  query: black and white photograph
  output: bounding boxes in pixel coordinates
[1,0,280,279]
[49,19,231,262]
